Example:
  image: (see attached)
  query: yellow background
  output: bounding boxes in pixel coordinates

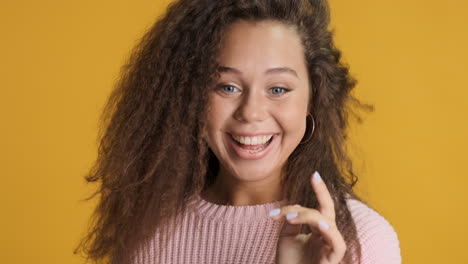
[1,0,466,263]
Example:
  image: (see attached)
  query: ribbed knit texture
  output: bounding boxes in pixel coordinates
[133,195,401,264]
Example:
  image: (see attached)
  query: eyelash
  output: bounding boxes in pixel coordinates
[217,85,291,96]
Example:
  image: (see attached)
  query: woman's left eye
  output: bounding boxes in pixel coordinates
[270,87,290,95]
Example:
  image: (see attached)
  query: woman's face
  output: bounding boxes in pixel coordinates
[205,20,310,183]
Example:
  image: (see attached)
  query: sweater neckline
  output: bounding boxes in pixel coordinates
[189,194,289,222]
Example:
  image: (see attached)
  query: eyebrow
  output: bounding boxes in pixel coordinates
[217,66,299,79]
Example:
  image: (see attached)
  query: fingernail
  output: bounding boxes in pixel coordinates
[312,171,322,183]
[269,208,281,217]
[318,220,329,230]
[286,212,298,220]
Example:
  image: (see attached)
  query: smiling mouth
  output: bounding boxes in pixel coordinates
[229,134,274,153]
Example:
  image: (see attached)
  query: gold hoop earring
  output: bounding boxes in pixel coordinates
[300,113,316,145]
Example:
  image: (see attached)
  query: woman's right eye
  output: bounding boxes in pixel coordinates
[218,85,239,93]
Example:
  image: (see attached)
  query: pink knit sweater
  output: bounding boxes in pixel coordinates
[132,195,401,263]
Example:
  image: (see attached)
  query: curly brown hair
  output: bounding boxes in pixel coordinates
[74,0,374,263]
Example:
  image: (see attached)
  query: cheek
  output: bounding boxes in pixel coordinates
[276,106,308,150]
[205,97,233,140]
[282,114,306,139]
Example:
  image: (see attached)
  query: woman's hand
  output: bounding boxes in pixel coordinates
[269,171,347,264]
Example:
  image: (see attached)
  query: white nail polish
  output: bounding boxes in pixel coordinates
[313,171,322,182]
[286,212,298,220]
[318,220,329,230]
[269,208,281,217]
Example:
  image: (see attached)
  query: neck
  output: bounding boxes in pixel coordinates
[201,167,284,206]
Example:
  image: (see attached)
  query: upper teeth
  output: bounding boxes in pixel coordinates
[232,135,273,145]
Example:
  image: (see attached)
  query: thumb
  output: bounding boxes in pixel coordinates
[279,220,322,238]
[278,220,302,238]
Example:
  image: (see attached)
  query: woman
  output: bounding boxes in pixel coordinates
[75,0,401,263]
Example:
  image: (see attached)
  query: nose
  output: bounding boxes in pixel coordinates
[233,89,268,123]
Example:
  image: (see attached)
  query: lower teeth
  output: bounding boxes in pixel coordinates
[243,139,272,153]
[246,148,265,153]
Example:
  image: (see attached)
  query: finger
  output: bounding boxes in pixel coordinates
[324,226,347,263]
[268,204,315,221]
[284,209,347,261]
[269,205,321,236]
[311,171,335,220]
[282,207,327,234]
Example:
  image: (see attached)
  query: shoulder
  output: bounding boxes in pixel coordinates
[346,199,402,264]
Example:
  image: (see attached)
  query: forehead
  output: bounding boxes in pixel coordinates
[217,20,308,80]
